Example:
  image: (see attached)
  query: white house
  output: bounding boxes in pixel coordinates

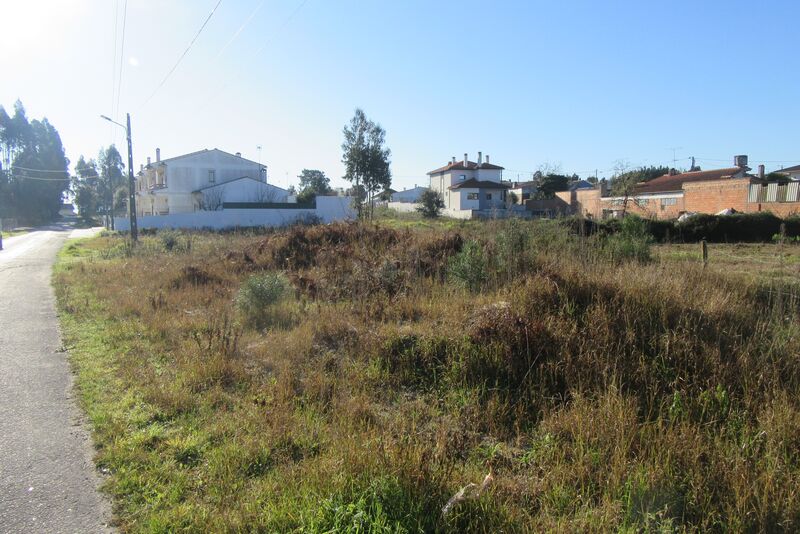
[135,148,289,216]
[391,185,428,203]
[776,164,800,181]
[428,152,508,215]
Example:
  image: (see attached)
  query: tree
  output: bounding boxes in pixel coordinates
[341,109,392,219]
[297,169,331,203]
[610,164,671,216]
[97,145,124,229]
[0,101,70,224]
[533,174,570,199]
[73,155,100,220]
[416,190,444,218]
[198,187,225,211]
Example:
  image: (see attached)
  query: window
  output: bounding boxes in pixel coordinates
[635,198,648,208]
[660,197,677,208]
[459,175,466,181]
[486,193,492,200]
[208,170,216,183]
[467,193,478,200]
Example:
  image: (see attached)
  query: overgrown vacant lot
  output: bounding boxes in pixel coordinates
[55,220,800,532]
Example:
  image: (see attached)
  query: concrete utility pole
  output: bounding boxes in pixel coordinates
[125,113,138,242]
[100,113,138,242]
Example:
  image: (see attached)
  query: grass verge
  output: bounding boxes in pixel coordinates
[55,221,800,532]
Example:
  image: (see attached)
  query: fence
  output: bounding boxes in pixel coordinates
[114,196,355,231]
[749,182,800,203]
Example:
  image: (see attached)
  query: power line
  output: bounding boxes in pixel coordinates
[215,0,266,60]
[7,165,70,174]
[195,0,311,110]
[141,0,224,108]
[114,0,129,134]
[110,0,119,142]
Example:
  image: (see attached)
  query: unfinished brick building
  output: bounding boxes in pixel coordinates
[528,156,800,220]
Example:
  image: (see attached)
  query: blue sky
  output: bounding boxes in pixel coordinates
[1,0,798,191]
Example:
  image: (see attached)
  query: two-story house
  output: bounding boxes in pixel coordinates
[428,152,508,214]
[136,148,289,216]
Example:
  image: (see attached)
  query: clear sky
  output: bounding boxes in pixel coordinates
[1,0,798,191]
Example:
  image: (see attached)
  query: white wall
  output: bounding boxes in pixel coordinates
[387,202,420,213]
[117,196,355,230]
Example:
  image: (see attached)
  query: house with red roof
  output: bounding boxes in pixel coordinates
[428,152,510,216]
[558,155,800,220]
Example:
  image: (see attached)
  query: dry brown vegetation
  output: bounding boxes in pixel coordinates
[55,220,800,532]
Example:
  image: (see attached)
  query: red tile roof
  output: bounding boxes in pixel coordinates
[634,167,747,194]
[428,160,504,175]
[449,178,511,190]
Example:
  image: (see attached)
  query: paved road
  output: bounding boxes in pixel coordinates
[0,226,112,533]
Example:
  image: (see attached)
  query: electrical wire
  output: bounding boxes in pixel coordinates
[6,165,71,174]
[110,0,119,141]
[214,0,266,60]
[141,0,224,108]
[114,0,129,132]
[194,0,311,110]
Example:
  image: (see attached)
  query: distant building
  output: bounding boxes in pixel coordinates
[428,152,509,215]
[391,185,428,203]
[776,164,800,181]
[568,179,595,192]
[532,155,800,219]
[135,148,288,216]
[509,180,537,203]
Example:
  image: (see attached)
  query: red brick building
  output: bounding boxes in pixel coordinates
[540,155,800,220]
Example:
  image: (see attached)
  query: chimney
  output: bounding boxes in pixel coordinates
[478,151,483,165]
[236,152,242,157]
[156,148,161,162]
[463,153,468,166]
[147,156,151,166]
[734,154,748,168]
[758,164,765,179]
[485,155,490,164]
[140,164,143,172]
[451,156,456,164]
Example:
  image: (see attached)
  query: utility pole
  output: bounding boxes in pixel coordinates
[126,113,138,242]
[100,113,138,243]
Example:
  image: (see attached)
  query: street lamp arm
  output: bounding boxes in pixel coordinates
[100,114,126,129]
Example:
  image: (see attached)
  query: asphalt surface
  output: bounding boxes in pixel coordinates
[0,225,112,533]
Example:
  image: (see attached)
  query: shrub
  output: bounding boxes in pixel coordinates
[416,190,444,218]
[447,240,488,291]
[599,216,652,263]
[235,272,291,328]
[676,212,786,243]
[493,218,530,279]
[158,229,191,252]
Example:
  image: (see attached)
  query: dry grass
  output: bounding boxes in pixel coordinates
[54,220,800,532]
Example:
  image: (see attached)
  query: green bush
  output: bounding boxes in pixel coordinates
[447,240,488,292]
[158,229,191,252]
[416,190,444,218]
[235,272,292,328]
[600,216,652,263]
[676,212,785,242]
[494,217,530,280]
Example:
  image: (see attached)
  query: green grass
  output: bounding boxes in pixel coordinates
[54,220,800,532]
[1,228,30,238]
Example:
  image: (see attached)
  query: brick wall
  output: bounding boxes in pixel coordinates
[749,203,800,218]
[683,179,750,214]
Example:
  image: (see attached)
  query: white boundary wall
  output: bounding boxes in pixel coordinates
[115,196,355,230]
[387,202,421,213]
